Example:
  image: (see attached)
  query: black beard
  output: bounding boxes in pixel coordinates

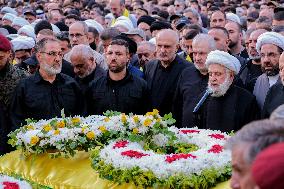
[228,41,237,49]
[89,42,97,50]
[261,66,280,76]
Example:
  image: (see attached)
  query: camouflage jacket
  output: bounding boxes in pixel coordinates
[0,63,28,108]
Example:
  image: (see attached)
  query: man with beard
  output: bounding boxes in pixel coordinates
[70,44,106,94]
[193,50,258,132]
[262,52,284,118]
[86,39,148,115]
[225,21,249,60]
[137,41,155,70]
[252,32,284,109]
[144,29,191,115]
[239,29,267,86]
[10,38,84,130]
[173,34,216,128]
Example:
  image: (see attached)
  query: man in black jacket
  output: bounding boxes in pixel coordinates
[144,29,191,115]
[86,39,148,115]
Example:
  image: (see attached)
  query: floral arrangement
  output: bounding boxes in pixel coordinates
[0,175,32,189]
[91,127,232,189]
[8,110,175,158]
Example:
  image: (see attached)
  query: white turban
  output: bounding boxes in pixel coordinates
[205,50,241,74]
[0,7,17,15]
[226,13,241,25]
[112,16,134,31]
[2,13,17,23]
[18,25,36,41]
[51,24,61,34]
[11,36,35,51]
[84,19,104,34]
[256,32,284,54]
[12,17,29,28]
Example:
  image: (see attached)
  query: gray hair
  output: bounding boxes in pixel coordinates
[270,104,284,120]
[226,119,284,164]
[184,8,200,19]
[138,41,155,51]
[35,38,59,53]
[70,44,94,61]
[100,28,121,41]
[70,21,89,35]
[192,34,216,51]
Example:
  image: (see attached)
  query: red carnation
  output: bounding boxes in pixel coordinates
[180,129,200,134]
[208,134,225,140]
[121,150,149,159]
[165,153,197,163]
[3,182,20,189]
[113,140,129,149]
[208,145,224,153]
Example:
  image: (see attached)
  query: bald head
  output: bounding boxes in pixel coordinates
[69,21,89,46]
[156,29,179,45]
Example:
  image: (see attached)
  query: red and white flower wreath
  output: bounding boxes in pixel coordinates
[0,175,32,189]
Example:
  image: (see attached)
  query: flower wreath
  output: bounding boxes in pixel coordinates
[91,127,231,189]
[0,175,32,189]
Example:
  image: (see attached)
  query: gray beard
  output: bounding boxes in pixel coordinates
[208,76,233,97]
[249,54,261,60]
[41,62,62,75]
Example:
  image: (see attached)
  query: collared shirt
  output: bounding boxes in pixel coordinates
[86,71,149,115]
[10,71,84,130]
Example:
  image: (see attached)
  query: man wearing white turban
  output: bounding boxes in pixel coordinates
[251,32,284,109]
[193,50,259,132]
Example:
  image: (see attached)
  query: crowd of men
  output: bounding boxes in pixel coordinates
[1,0,284,188]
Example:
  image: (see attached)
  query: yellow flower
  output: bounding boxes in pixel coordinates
[26,125,34,130]
[104,117,110,122]
[153,109,159,115]
[99,126,107,133]
[86,131,95,140]
[156,118,161,123]
[43,124,52,132]
[81,126,88,133]
[30,136,39,145]
[54,130,60,135]
[56,121,65,128]
[133,128,139,134]
[143,118,152,127]
[71,117,81,125]
[146,112,153,116]
[133,116,139,123]
[121,114,127,124]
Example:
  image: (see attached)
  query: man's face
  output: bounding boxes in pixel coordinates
[174,1,185,14]
[2,19,12,26]
[210,11,226,27]
[106,44,129,73]
[156,33,178,64]
[138,23,151,38]
[50,11,62,24]
[65,18,76,27]
[182,38,193,57]
[15,50,30,64]
[135,9,147,19]
[192,41,211,73]
[279,53,284,85]
[208,29,229,51]
[37,41,63,75]
[70,55,94,78]
[109,0,124,18]
[184,12,198,25]
[260,44,281,76]
[225,22,241,49]
[81,10,90,19]
[59,40,70,55]
[69,24,88,47]
[248,30,265,60]
[272,19,284,28]
[201,6,208,16]
[137,44,155,67]
[230,145,257,189]
[127,34,143,43]
[24,14,36,24]
[208,63,234,96]
[102,39,112,54]
[0,50,10,70]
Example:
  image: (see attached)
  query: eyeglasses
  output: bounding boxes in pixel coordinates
[41,51,63,57]
[69,33,84,38]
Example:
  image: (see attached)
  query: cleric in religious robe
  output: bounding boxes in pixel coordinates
[193,50,259,132]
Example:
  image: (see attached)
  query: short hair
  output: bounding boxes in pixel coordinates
[273,25,284,33]
[88,27,99,38]
[192,33,216,51]
[245,28,257,38]
[70,21,89,35]
[56,31,70,43]
[35,38,59,53]
[137,41,155,51]
[100,28,121,41]
[70,44,94,60]
[38,29,54,36]
[209,26,229,38]
[273,11,284,21]
[184,29,199,40]
[226,119,284,164]
[184,8,200,19]
[211,10,226,20]
[183,24,202,33]
[256,16,272,25]
[34,20,53,35]
[109,39,129,53]
[65,14,80,21]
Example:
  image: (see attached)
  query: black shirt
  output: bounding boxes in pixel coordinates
[239,60,263,87]
[262,82,284,118]
[75,66,106,94]
[86,71,149,115]
[145,56,191,115]
[9,71,84,130]
[173,66,208,128]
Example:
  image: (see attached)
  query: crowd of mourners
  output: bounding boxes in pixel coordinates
[1,0,284,188]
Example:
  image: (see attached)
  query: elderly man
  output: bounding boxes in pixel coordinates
[193,50,258,132]
[137,41,155,70]
[86,39,148,115]
[70,44,106,93]
[10,38,84,130]
[250,32,284,109]
[64,21,107,70]
[144,29,191,115]
[173,34,216,128]
[262,52,284,118]
[226,119,284,189]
